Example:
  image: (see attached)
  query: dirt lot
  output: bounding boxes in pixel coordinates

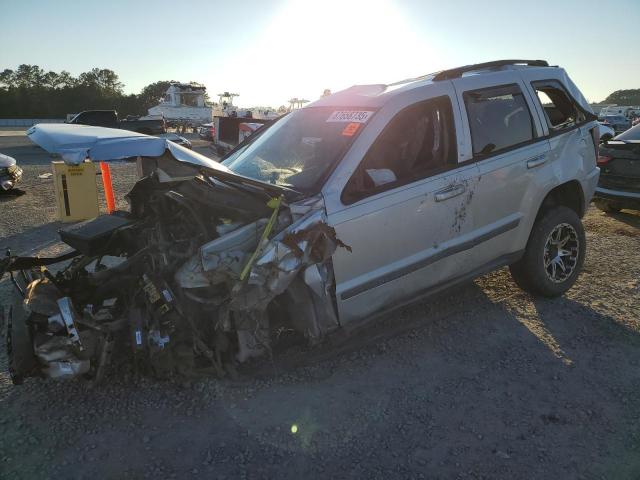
[1,130,639,479]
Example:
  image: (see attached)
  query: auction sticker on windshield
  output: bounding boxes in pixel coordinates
[327,111,374,123]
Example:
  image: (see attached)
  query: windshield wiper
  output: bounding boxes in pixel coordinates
[200,167,304,201]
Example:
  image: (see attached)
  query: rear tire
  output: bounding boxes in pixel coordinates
[594,198,622,213]
[509,206,585,297]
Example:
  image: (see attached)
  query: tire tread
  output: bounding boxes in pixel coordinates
[509,206,585,297]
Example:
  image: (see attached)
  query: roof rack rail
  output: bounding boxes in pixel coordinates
[432,59,549,81]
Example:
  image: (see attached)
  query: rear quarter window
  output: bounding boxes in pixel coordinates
[531,80,586,133]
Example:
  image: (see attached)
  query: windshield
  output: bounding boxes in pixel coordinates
[222,107,371,192]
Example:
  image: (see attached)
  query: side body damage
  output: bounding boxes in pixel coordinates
[2,166,348,384]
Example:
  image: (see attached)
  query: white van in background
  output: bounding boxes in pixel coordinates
[598,105,640,118]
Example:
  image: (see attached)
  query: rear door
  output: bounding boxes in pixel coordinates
[452,73,550,269]
[323,86,480,325]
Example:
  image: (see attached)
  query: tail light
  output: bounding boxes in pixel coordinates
[590,125,599,160]
[597,155,612,166]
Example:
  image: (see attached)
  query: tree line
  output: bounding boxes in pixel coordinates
[0,64,177,118]
[1,64,639,119]
[603,89,640,106]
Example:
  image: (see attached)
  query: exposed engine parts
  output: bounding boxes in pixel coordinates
[2,172,349,385]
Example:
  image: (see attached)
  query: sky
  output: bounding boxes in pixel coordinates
[1,0,639,108]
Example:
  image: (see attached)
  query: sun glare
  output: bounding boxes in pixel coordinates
[220,0,440,106]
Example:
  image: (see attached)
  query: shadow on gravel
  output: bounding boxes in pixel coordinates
[2,274,640,479]
[0,221,65,255]
[0,189,26,199]
[609,210,640,229]
[528,296,640,476]
[533,296,640,349]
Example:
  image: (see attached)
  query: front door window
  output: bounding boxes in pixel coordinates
[342,96,457,204]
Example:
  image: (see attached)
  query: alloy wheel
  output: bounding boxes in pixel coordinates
[543,223,580,283]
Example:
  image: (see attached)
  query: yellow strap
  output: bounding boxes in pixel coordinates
[239,195,283,281]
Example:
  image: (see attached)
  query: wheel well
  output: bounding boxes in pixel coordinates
[537,181,585,219]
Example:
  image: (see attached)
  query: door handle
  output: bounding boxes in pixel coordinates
[435,184,466,202]
[527,154,547,169]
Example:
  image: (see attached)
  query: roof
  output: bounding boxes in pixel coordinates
[309,59,556,109]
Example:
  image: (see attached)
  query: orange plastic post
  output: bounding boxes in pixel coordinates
[100,162,115,214]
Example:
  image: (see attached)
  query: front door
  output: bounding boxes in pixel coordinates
[324,92,480,325]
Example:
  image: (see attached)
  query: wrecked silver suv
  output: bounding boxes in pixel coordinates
[3,60,600,385]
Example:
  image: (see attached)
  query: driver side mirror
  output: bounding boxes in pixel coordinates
[341,166,399,205]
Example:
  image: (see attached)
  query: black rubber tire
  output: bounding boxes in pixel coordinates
[594,198,622,213]
[509,206,586,297]
[6,308,39,385]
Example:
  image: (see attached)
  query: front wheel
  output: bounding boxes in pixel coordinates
[509,206,586,297]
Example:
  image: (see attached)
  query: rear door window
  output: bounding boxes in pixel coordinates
[463,84,534,157]
[531,80,586,133]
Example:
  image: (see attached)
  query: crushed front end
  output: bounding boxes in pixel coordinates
[2,167,347,385]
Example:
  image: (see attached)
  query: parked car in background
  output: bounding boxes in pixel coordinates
[158,132,192,149]
[593,124,640,212]
[598,122,615,142]
[0,153,23,191]
[198,123,215,140]
[599,115,631,134]
[68,110,166,135]
[598,105,640,119]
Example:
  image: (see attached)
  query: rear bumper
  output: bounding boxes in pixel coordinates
[595,186,640,200]
[594,186,640,209]
[581,167,600,212]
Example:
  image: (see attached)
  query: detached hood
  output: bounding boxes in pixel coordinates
[26,123,228,173]
[27,123,296,198]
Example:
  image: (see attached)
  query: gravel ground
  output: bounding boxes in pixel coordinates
[1,132,639,479]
